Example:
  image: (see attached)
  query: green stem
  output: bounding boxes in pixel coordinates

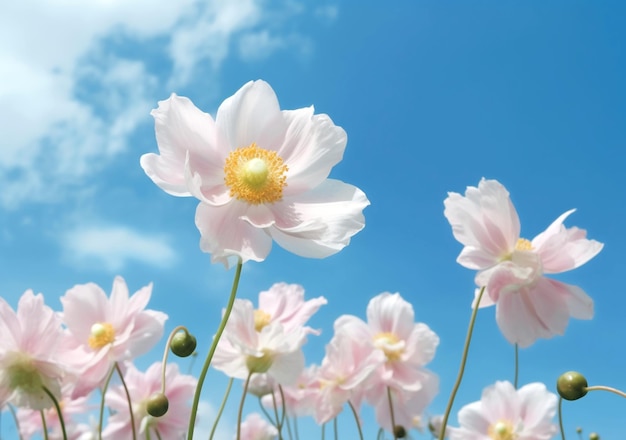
[7,405,25,440]
[514,343,519,389]
[585,385,626,398]
[115,362,137,440]
[209,377,234,440]
[321,423,325,440]
[187,259,243,440]
[294,416,300,440]
[439,286,485,440]
[278,385,287,439]
[258,397,277,427]
[558,397,566,440]
[159,325,192,394]
[40,410,49,440]
[333,417,338,440]
[387,387,398,440]
[41,386,67,440]
[237,372,253,440]
[347,400,364,440]
[98,365,116,440]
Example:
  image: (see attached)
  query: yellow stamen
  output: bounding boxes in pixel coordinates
[88,322,115,349]
[223,143,288,204]
[373,332,403,361]
[488,420,517,440]
[253,309,272,332]
[515,238,533,251]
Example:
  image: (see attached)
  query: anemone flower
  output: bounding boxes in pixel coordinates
[444,178,603,347]
[141,80,369,267]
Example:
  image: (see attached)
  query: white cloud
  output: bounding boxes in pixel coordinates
[0,0,337,209]
[63,226,177,271]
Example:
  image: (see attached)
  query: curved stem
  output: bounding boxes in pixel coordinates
[294,416,300,440]
[558,397,566,440]
[258,397,277,427]
[387,387,398,440]
[237,372,253,440]
[347,400,364,440]
[514,343,519,389]
[209,377,234,440]
[585,385,626,398]
[278,385,287,438]
[159,325,192,394]
[41,386,67,440]
[115,363,137,440]
[7,404,25,440]
[439,286,485,440]
[187,259,243,440]
[98,365,116,440]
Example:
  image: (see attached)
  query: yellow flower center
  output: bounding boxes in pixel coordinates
[88,322,115,349]
[515,238,533,251]
[223,143,288,204]
[254,309,272,332]
[373,332,404,361]
[488,420,517,440]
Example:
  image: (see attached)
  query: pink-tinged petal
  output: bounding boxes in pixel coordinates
[0,297,20,349]
[471,286,496,309]
[367,293,414,338]
[269,350,305,385]
[257,283,327,334]
[444,179,520,269]
[195,201,273,267]
[480,381,519,423]
[333,315,372,341]
[215,80,288,151]
[123,310,168,358]
[183,150,232,206]
[61,283,110,342]
[517,383,557,430]
[495,288,552,347]
[532,210,603,274]
[269,179,369,258]
[141,94,224,196]
[278,108,347,195]
[455,400,490,433]
[405,323,440,366]
[239,204,277,228]
[544,279,594,320]
[108,276,131,328]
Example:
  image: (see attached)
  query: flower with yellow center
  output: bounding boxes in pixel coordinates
[142,80,370,267]
[253,309,272,332]
[88,322,116,349]
[373,332,404,362]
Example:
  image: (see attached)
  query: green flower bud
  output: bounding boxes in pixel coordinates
[556,371,588,401]
[146,392,169,417]
[393,425,407,438]
[170,331,197,358]
[589,433,600,440]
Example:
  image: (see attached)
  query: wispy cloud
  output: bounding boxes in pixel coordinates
[1,0,335,209]
[62,226,177,271]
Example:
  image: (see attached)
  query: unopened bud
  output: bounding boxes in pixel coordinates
[170,331,197,358]
[146,392,169,417]
[557,371,588,401]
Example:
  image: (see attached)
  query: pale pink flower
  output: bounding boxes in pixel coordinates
[238,413,278,440]
[444,178,603,347]
[313,330,385,424]
[103,362,196,439]
[212,299,305,384]
[17,383,92,439]
[334,292,440,391]
[255,283,327,335]
[0,291,70,410]
[141,80,369,267]
[448,381,557,440]
[261,365,321,418]
[60,277,167,397]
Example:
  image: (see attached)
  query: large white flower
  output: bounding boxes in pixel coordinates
[141,80,369,267]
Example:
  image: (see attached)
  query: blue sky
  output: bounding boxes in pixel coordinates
[1,1,625,438]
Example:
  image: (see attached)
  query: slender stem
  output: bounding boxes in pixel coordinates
[98,365,116,440]
[439,286,486,440]
[155,428,163,440]
[285,414,294,440]
[558,397,566,440]
[278,385,288,439]
[187,259,243,440]
[159,325,191,394]
[209,377,234,440]
[41,410,49,440]
[237,372,253,440]
[321,423,325,440]
[115,363,137,440]
[333,417,338,440]
[387,387,398,440]
[376,427,384,440]
[347,400,364,440]
[7,405,25,440]
[271,391,281,429]
[294,416,300,440]
[585,385,626,398]
[41,386,67,440]
[514,344,519,389]
[258,397,277,427]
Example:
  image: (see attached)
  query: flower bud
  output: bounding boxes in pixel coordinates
[393,425,407,438]
[146,392,169,417]
[170,331,197,358]
[556,371,588,401]
[589,433,600,440]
